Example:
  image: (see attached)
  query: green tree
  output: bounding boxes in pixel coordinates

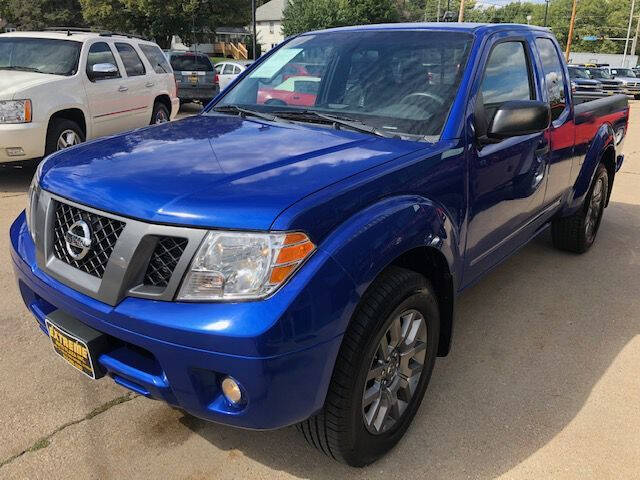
[283,0,400,36]
[3,0,85,30]
[80,0,251,48]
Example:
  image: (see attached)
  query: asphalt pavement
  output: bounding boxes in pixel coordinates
[0,103,639,479]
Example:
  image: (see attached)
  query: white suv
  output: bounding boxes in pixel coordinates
[0,30,179,163]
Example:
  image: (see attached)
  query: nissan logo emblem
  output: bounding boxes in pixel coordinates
[64,220,92,260]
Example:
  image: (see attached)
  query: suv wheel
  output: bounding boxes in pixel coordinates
[551,163,609,253]
[151,102,170,124]
[45,118,85,156]
[297,266,440,466]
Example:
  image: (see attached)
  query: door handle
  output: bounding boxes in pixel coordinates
[118,86,128,92]
[145,82,155,88]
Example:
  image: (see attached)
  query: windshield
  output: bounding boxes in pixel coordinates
[210,30,473,140]
[615,68,636,77]
[587,68,611,79]
[0,37,81,75]
[568,67,590,79]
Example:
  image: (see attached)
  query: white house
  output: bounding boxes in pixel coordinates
[256,0,286,53]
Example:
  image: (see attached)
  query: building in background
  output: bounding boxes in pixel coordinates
[256,0,286,53]
[569,52,638,68]
[170,27,249,59]
[0,18,17,33]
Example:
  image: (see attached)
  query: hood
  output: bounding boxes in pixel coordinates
[615,76,639,83]
[0,70,63,99]
[41,114,425,231]
[572,78,601,86]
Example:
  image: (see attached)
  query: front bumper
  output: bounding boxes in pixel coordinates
[0,122,47,162]
[11,212,356,429]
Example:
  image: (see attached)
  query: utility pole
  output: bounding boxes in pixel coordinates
[632,14,640,59]
[437,0,441,22]
[623,0,636,67]
[458,0,466,22]
[543,0,550,27]
[565,0,578,62]
[252,0,257,60]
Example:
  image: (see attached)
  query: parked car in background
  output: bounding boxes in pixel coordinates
[215,60,252,90]
[585,67,624,95]
[12,24,629,467]
[0,30,178,163]
[257,76,321,106]
[165,51,218,104]
[567,66,604,95]
[603,67,640,99]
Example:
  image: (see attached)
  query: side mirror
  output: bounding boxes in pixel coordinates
[487,100,550,140]
[88,63,119,81]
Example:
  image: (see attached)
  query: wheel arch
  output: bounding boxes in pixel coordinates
[320,195,461,357]
[46,108,87,139]
[565,123,616,214]
[154,94,172,113]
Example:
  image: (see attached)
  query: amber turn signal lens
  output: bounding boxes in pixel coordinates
[24,99,32,123]
[268,232,315,285]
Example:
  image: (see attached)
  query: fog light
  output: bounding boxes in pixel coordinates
[6,147,25,157]
[221,376,243,405]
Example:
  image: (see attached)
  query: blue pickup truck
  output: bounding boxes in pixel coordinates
[11,23,629,466]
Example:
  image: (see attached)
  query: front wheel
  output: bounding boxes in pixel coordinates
[551,163,609,253]
[297,266,440,466]
[634,94,640,100]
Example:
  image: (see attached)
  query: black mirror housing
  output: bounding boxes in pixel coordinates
[488,100,551,140]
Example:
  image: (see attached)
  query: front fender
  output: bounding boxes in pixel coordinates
[318,194,460,318]
[565,122,615,213]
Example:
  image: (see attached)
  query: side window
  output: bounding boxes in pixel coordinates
[115,42,146,77]
[139,44,171,74]
[480,42,533,112]
[215,64,224,74]
[222,64,235,75]
[536,38,567,122]
[233,65,241,74]
[86,42,120,80]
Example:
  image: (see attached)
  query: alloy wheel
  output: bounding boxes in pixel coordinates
[154,109,169,124]
[362,309,427,435]
[56,129,80,150]
[585,176,605,243]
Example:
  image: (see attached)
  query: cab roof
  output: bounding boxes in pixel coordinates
[308,22,550,36]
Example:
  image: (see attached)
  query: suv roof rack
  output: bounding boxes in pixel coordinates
[43,26,148,41]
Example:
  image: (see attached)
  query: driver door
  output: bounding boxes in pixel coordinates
[464,38,550,285]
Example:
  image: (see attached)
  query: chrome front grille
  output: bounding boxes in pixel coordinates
[52,202,125,278]
[143,237,189,287]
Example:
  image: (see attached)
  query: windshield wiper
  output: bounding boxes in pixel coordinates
[0,66,47,74]
[212,105,288,123]
[271,110,395,139]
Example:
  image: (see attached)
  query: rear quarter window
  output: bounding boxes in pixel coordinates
[139,44,171,74]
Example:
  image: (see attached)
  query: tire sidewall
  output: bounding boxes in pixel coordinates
[345,282,440,465]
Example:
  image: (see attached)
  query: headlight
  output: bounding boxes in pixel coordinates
[0,99,32,124]
[178,231,315,301]
[25,161,43,242]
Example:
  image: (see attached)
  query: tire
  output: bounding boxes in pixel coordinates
[151,102,170,124]
[635,94,640,100]
[297,266,440,467]
[44,118,84,156]
[551,163,609,253]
